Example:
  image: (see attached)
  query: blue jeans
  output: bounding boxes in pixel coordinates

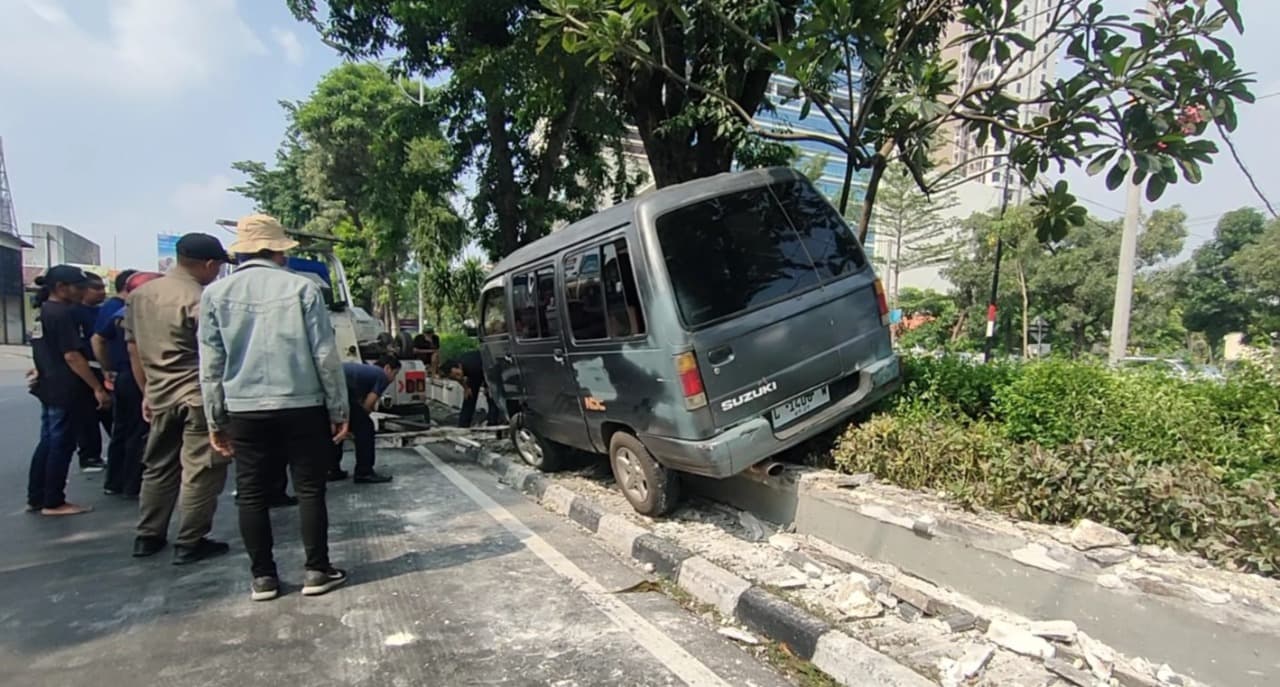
[27,404,75,509]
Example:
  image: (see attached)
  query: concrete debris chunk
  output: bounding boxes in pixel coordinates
[717,627,761,645]
[1155,664,1184,686]
[938,658,964,687]
[1029,619,1079,642]
[833,574,883,619]
[755,566,809,589]
[1069,519,1131,550]
[1097,574,1124,589]
[897,602,923,622]
[1045,657,1094,687]
[875,591,899,610]
[958,644,995,679]
[985,620,1055,660]
[767,533,800,552]
[737,511,768,542]
[803,562,824,579]
[833,472,876,488]
[1076,632,1114,681]
[940,611,978,634]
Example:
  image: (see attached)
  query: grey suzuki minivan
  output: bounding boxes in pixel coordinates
[478,167,900,515]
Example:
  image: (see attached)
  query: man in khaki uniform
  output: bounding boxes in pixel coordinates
[126,233,232,564]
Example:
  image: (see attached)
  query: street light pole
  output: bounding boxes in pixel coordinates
[983,169,1015,363]
[1108,163,1143,364]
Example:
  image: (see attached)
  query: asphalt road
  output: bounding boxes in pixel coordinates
[0,369,791,687]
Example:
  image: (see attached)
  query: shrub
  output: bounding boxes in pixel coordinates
[830,412,1280,575]
[892,355,1019,420]
[438,331,479,365]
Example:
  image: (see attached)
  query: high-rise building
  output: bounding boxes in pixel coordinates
[934,0,1062,193]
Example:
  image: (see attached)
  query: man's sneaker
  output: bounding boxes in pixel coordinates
[353,471,393,484]
[301,568,347,596]
[103,487,122,496]
[133,536,167,557]
[327,469,349,482]
[173,538,231,565]
[251,576,280,602]
[80,462,105,474]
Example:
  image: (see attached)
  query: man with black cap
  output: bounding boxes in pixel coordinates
[125,233,233,564]
[26,264,108,516]
[72,272,111,472]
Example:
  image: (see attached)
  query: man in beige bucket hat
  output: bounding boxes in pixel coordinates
[198,214,351,601]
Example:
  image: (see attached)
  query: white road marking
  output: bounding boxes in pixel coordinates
[416,447,733,687]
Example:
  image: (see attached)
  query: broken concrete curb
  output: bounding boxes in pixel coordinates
[442,446,934,686]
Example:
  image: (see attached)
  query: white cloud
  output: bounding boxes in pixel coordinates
[0,0,266,95]
[271,27,305,66]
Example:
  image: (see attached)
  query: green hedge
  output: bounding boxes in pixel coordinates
[828,355,1280,575]
[438,332,479,365]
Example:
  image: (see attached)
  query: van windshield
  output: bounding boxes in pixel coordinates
[655,181,866,328]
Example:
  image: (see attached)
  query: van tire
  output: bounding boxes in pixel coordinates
[609,433,680,517]
[511,412,567,472]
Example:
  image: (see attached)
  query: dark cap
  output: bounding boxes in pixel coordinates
[176,233,232,262]
[41,264,91,287]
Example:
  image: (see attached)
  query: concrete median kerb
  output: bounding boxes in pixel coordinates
[455,447,924,687]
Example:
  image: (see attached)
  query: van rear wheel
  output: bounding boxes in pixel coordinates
[511,412,566,472]
[609,433,680,517]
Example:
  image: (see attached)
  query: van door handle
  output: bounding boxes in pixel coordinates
[502,354,515,364]
[707,345,734,366]
[552,348,566,364]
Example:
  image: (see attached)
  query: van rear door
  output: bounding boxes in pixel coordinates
[653,179,873,431]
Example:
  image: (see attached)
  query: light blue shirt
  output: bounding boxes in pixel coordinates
[198,259,349,430]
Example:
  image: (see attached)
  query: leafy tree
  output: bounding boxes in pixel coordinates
[546,0,1254,244]
[946,205,1187,356]
[1178,207,1269,357]
[288,0,635,259]
[1230,219,1280,336]
[873,163,959,307]
[232,64,463,326]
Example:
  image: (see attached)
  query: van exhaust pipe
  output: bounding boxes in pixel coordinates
[749,460,785,477]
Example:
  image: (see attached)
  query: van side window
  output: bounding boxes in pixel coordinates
[774,180,868,280]
[512,271,538,339]
[565,238,646,341]
[479,286,507,338]
[512,266,558,340]
[602,241,646,337]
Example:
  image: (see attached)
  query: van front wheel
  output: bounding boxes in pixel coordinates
[609,433,681,517]
[511,412,566,472]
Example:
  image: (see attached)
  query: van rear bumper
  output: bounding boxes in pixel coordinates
[639,356,901,478]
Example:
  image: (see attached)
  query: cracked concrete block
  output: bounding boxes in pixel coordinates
[811,631,936,687]
[986,620,1055,660]
[677,556,751,617]
[1070,519,1131,550]
[1010,543,1072,572]
[541,484,577,515]
[1085,547,1135,567]
[596,513,648,556]
[1045,657,1094,687]
[957,644,994,678]
[1029,619,1078,642]
[888,582,935,615]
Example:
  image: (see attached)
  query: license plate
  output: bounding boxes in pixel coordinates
[771,385,831,428]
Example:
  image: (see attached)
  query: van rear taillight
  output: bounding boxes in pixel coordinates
[674,352,708,410]
[873,279,891,326]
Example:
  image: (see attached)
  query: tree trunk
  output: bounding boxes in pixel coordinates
[856,141,895,244]
[950,309,968,343]
[484,96,522,258]
[1017,261,1030,358]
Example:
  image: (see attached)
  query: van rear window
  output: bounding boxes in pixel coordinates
[656,182,863,328]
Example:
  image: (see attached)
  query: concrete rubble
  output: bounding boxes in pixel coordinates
[1069,519,1132,550]
[718,627,761,645]
[479,444,1220,687]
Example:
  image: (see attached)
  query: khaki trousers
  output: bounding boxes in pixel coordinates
[136,403,230,547]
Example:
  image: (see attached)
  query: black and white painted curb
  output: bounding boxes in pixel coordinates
[433,442,935,687]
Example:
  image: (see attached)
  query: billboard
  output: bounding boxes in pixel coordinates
[157,234,179,273]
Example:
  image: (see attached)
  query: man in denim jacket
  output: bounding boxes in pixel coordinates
[199,214,351,602]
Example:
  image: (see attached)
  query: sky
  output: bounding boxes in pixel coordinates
[0,0,1276,272]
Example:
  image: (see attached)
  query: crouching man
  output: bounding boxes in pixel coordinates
[329,354,399,484]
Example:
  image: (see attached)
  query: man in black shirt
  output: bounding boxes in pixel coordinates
[73,272,111,472]
[443,350,500,428]
[27,265,111,516]
[411,328,440,373]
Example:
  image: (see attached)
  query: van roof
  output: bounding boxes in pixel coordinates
[488,166,804,276]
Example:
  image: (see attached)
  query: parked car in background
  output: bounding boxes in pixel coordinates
[477,167,901,515]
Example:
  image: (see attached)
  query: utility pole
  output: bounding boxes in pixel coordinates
[982,169,1015,362]
[1108,165,1142,364]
